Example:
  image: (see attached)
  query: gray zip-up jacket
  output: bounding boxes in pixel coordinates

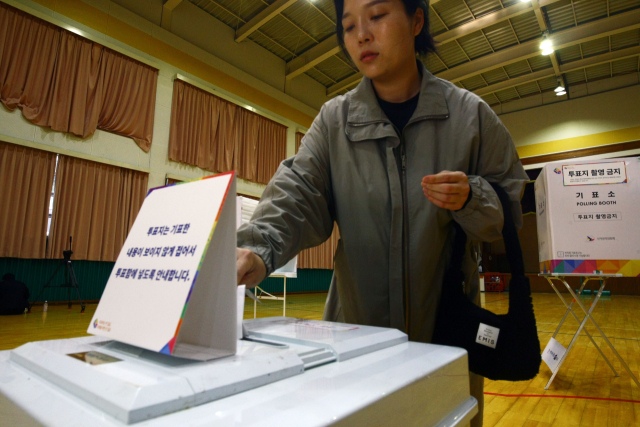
[238,63,528,343]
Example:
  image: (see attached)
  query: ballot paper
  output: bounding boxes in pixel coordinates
[89,172,238,360]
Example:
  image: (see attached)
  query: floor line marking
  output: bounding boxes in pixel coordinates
[484,392,640,404]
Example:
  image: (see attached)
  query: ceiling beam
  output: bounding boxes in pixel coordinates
[286,2,533,80]
[433,0,572,45]
[326,4,640,96]
[292,0,552,84]
[437,39,541,82]
[530,0,548,32]
[530,0,564,76]
[235,0,298,42]
[559,45,640,72]
[434,1,533,44]
[474,45,640,97]
[436,8,640,83]
[286,35,341,80]
[550,53,561,74]
[161,0,183,31]
[474,68,556,96]
[290,2,534,81]
[327,73,363,97]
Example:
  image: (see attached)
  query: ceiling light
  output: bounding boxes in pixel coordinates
[554,76,565,93]
[520,0,531,2]
[556,90,566,96]
[540,34,554,55]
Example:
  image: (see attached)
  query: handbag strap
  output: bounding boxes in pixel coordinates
[489,183,525,277]
[450,183,525,278]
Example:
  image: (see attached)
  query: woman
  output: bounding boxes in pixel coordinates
[236,0,528,425]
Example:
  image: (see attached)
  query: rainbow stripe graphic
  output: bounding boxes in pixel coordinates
[151,171,236,356]
[541,259,640,277]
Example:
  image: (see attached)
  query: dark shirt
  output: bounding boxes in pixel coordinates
[376,93,420,135]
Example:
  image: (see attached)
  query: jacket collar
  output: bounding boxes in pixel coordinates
[345,61,449,142]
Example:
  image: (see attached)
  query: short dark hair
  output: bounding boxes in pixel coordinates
[334,0,436,61]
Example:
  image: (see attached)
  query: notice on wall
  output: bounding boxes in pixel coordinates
[563,161,627,186]
[88,172,238,361]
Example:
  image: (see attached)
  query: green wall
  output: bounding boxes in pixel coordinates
[0,258,332,303]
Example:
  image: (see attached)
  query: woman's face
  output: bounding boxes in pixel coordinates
[341,0,423,82]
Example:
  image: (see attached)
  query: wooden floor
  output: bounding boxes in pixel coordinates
[2,292,640,426]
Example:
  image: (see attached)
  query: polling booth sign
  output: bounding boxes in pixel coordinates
[536,157,640,276]
[89,172,238,360]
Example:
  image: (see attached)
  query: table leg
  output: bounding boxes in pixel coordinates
[549,277,589,339]
[545,278,602,389]
[561,278,640,389]
[546,277,618,377]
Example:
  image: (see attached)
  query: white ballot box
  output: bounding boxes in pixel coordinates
[0,318,477,427]
[535,157,640,276]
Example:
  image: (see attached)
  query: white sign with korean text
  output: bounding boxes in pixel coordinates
[542,338,566,373]
[535,157,640,275]
[89,172,238,361]
[563,161,627,186]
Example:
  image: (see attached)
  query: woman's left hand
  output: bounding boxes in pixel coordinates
[421,171,470,211]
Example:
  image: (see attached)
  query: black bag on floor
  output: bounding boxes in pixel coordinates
[431,183,541,381]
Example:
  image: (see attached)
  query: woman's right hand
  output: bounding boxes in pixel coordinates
[236,248,267,288]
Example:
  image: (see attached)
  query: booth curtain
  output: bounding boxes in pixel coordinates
[298,225,340,269]
[0,141,57,259]
[46,155,148,262]
[168,79,287,185]
[0,2,158,152]
[295,132,305,154]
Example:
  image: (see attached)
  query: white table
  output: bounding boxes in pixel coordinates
[540,273,640,389]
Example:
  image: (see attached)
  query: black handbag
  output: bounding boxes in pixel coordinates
[431,183,541,381]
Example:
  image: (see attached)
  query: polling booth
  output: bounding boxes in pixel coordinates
[536,157,640,390]
[237,196,297,318]
[0,172,477,427]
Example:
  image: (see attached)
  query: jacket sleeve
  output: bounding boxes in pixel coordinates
[452,101,529,242]
[237,106,335,275]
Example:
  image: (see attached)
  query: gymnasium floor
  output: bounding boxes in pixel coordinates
[2,292,640,426]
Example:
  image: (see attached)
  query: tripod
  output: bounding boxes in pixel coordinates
[29,237,86,313]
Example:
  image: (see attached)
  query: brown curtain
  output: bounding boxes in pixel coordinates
[256,118,287,184]
[0,3,158,152]
[168,79,287,185]
[0,141,57,258]
[237,109,260,182]
[298,225,340,269]
[295,132,305,154]
[46,156,148,261]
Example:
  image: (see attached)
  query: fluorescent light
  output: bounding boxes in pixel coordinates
[542,48,555,55]
[556,90,566,96]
